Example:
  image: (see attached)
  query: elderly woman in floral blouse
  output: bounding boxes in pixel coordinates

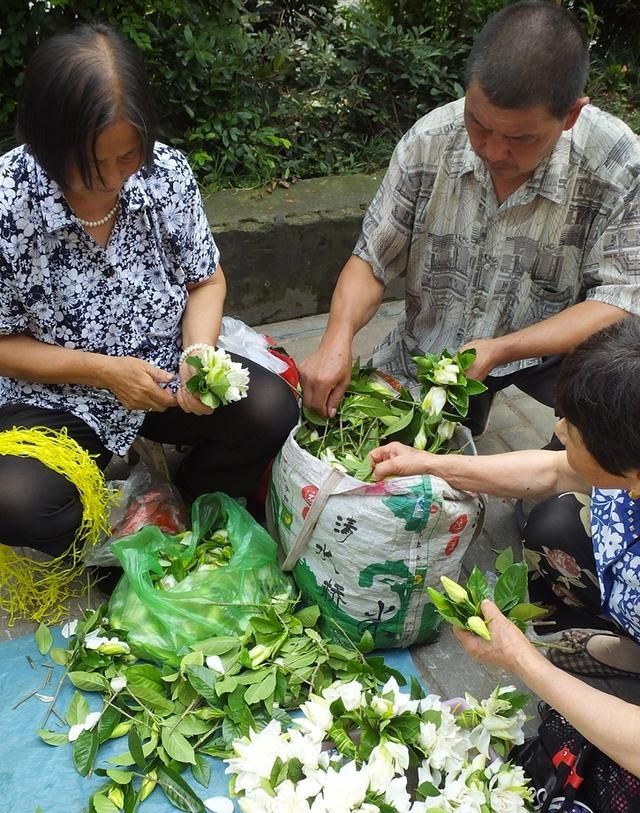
[0,24,298,557]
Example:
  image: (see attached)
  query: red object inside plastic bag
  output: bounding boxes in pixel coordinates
[111,485,188,540]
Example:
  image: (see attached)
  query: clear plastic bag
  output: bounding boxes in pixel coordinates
[218,316,289,374]
[84,464,187,566]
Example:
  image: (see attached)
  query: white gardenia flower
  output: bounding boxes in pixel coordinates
[314,761,370,813]
[378,677,419,716]
[110,675,127,693]
[384,775,412,813]
[206,655,225,674]
[298,695,334,739]
[368,740,410,794]
[421,386,447,417]
[238,787,279,813]
[83,629,130,655]
[226,721,288,793]
[322,679,364,711]
[68,710,102,742]
[160,574,177,590]
[61,619,79,639]
[433,360,460,386]
[270,779,313,813]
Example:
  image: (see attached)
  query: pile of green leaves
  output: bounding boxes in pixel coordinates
[427,561,548,641]
[35,598,401,812]
[297,350,487,481]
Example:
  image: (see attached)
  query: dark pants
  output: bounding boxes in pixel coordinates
[0,354,299,557]
[464,354,562,437]
[523,491,619,633]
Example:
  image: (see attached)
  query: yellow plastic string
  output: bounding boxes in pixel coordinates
[0,426,114,625]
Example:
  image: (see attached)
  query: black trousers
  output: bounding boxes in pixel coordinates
[523,491,619,633]
[0,354,299,557]
[464,354,562,437]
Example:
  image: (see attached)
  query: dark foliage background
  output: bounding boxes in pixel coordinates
[0,0,637,190]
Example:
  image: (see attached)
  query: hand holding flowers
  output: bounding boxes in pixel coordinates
[427,563,548,640]
[182,346,250,410]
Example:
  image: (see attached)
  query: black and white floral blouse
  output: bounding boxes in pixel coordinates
[0,143,219,454]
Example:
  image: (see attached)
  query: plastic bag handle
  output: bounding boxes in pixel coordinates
[281,467,345,571]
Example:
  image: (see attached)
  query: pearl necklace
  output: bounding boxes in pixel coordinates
[75,197,120,228]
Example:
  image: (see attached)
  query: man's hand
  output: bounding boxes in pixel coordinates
[369,441,435,480]
[299,339,352,418]
[102,356,177,412]
[458,338,506,381]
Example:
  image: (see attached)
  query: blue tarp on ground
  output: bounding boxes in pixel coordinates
[0,629,420,813]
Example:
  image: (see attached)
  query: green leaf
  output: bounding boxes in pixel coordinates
[65,691,90,726]
[161,726,196,765]
[49,647,68,665]
[456,349,477,371]
[35,623,52,655]
[97,705,122,743]
[244,669,277,705]
[106,768,134,784]
[508,602,549,623]
[417,780,442,798]
[191,753,211,788]
[493,562,528,613]
[68,671,110,693]
[191,636,239,656]
[494,547,515,574]
[186,666,219,704]
[38,728,69,746]
[356,630,375,654]
[294,605,321,627]
[72,727,99,776]
[409,676,426,701]
[92,794,120,813]
[465,377,488,395]
[157,764,205,812]
[128,726,146,770]
[379,407,415,438]
[466,566,489,607]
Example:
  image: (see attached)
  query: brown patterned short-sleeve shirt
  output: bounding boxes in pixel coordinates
[354,99,640,386]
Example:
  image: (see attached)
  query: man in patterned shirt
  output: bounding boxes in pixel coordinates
[300,0,640,435]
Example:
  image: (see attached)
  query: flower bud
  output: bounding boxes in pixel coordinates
[421,386,447,417]
[414,426,428,451]
[107,787,124,809]
[467,615,491,640]
[440,576,469,604]
[248,643,272,668]
[139,772,157,802]
[110,720,133,739]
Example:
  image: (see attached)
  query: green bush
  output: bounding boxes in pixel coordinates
[0,0,637,191]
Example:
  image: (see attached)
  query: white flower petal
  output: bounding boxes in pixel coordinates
[204,797,234,813]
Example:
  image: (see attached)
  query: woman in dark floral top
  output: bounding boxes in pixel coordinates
[0,24,298,556]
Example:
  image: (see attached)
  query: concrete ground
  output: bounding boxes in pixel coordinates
[3,302,638,722]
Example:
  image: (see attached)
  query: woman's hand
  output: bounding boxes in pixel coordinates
[453,599,535,674]
[176,357,215,415]
[101,356,177,412]
[369,442,435,480]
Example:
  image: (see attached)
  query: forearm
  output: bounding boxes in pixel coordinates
[321,256,385,348]
[0,334,112,388]
[422,449,587,498]
[489,301,627,366]
[513,645,640,777]
[181,265,226,348]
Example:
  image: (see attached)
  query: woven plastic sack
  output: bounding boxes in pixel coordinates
[267,427,483,649]
[108,492,294,665]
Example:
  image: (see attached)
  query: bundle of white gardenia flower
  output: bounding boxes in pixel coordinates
[225,678,535,813]
[185,346,250,409]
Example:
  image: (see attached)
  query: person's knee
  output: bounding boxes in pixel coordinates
[523,494,581,553]
[0,461,82,555]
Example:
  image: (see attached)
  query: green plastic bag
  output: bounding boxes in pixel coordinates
[108,492,294,664]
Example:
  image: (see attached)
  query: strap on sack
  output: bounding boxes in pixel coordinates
[281,467,345,571]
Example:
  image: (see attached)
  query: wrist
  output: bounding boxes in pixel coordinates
[179,342,215,366]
